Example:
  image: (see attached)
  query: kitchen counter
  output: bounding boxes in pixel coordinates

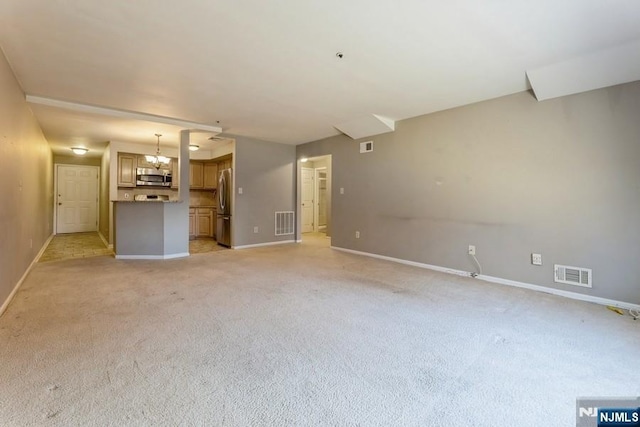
[113,200,189,259]
[114,199,183,203]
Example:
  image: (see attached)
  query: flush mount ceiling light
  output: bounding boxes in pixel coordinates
[145,133,171,169]
[189,144,200,151]
[300,158,309,163]
[71,147,88,155]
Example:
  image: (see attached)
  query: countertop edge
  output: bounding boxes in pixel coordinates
[112,200,184,203]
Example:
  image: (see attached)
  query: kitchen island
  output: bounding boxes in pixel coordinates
[113,200,189,259]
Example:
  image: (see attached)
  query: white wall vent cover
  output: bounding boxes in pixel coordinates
[554,264,592,288]
[275,211,295,236]
[360,141,373,153]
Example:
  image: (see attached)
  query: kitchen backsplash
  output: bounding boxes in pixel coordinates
[190,190,216,206]
[117,188,216,206]
[117,187,177,200]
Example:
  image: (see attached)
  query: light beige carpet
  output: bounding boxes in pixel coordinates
[1,236,638,426]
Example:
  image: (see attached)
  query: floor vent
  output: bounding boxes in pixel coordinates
[275,211,295,236]
[554,264,592,288]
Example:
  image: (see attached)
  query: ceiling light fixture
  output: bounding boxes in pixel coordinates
[145,134,171,169]
[189,144,200,151]
[300,158,309,163]
[71,147,88,155]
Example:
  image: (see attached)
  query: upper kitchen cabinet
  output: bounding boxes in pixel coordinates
[220,158,232,170]
[189,155,232,190]
[203,162,218,190]
[117,153,136,188]
[171,158,179,189]
[190,161,204,189]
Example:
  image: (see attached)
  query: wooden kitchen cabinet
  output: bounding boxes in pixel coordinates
[219,158,232,171]
[190,162,204,189]
[203,162,218,189]
[189,207,214,238]
[117,153,136,188]
[196,208,213,237]
[171,158,179,189]
[188,208,196,239]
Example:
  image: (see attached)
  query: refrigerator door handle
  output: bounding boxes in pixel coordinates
[218,173,226,211]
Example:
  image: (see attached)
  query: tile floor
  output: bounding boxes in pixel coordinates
[39,232,113,263]
[39,232,226,263]
[189,237,227,254]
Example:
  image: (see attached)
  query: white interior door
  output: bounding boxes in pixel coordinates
[57,165,98,234]
[315,168,327,231]
[301,167,314,233]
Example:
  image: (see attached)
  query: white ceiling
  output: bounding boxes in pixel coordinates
[1,1,639,156]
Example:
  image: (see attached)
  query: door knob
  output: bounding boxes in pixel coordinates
[58,202,62,205]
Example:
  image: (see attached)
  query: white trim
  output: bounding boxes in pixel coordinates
[314,167,327,233]
[301,167,314,233]
[331,246,640,312]
[233,240,296,250]
[1,234,53,317]
[115,252,190,260]
[98,231,110,249]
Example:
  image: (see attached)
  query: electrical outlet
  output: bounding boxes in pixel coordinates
[124,193,130,199]
[355,231,360,239]
[531,253,542,266]
[253,226,259,234]
[30,238,33,249]
[468,245,476,255]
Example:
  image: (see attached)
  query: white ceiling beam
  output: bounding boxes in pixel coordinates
[527,39,640,101]
[25,95,223,133]
[335,114,396,140]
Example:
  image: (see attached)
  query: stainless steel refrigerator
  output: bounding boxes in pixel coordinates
[216,168,232,247]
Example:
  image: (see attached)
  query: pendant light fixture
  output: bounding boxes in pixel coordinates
[145,133,171,169]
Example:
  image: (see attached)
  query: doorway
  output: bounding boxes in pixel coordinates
[299,155,331,243]
[55,164,99,234]
[301,167,314,233]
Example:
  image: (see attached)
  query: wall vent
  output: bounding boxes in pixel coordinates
[275,211,295,236]
[554,264,592,288]
[360,141,373,153]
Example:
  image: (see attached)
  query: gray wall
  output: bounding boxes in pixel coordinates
[234,135,296,246]
[297,82,640,304]
[0,49,53,311]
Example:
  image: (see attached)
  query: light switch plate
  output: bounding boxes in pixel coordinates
[531,253,542,265]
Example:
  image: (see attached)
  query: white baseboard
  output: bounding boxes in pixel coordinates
[1,233,54,317]
[233,240,296,250]
[331,246,640,312]
[98,231,113,250]
[115,252,190,260]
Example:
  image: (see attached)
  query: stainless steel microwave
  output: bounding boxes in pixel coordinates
[136,168,172,187]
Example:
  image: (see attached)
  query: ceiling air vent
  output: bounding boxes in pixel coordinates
[360,141,373,153]
[554,264,592,288]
